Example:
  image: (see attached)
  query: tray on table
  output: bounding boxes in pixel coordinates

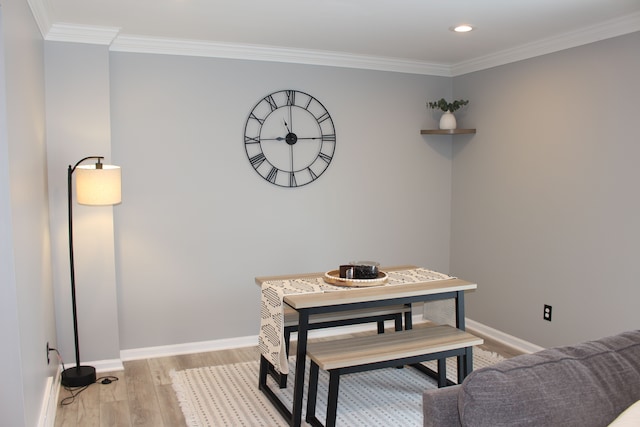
[323,270,389,287]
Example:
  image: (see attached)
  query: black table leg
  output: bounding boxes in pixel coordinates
[291,309,309,427]
[454,290,474,382]
[455,290,466,330]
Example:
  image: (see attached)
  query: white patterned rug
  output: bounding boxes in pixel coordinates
[171,347,504,427]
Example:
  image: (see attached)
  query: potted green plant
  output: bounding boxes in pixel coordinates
[427,98,469,130]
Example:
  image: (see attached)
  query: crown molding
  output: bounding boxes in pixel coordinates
[45,23,121,45]
[109,35,452,76]
[452,11,640,76]
[26,0,52,38]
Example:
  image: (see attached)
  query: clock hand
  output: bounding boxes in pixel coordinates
[290,144,294,172]
[283,119,291,133]
[260,135,306,143]
[289,106,294,132]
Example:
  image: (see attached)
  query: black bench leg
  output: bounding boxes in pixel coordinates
[404,304,413,330]
[394,313,403,332]
[261,326,289,389]
[395,314,405,369]
[261,354,289,390]
[379,312,404,334]
[458,346,474,383]
[437,358,447,388]
[306,363,341,427]
[326,370,341,427]
[259,355,295,423]
[284,328,292,354]
[273,327,292,388]
[258,355,269,390]
[306,361,320,424]
[264,360,288,389]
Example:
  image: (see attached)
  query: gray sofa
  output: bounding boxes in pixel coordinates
[423,330,640,426]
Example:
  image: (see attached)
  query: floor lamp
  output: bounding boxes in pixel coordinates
[61,156,121,388]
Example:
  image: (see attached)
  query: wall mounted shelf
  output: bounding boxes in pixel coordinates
[421,129,476,135]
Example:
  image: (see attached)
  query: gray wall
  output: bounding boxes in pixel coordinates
[0,1,57,426]
[451,32,640,348]
[109,53,453,350]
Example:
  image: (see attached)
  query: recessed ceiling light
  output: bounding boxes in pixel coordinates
[451,25,474,33]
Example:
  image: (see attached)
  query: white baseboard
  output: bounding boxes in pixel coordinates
[91,358,125,373]
[38,365,61,427]
[119,334,257,361]
[466,319,545,354]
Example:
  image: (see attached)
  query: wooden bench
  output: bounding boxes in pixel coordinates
[305,324,483,427]
[268,303,413,388]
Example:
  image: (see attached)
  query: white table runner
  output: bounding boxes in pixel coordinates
[258,268,452,375]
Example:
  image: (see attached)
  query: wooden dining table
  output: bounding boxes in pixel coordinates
[256,265,477,427]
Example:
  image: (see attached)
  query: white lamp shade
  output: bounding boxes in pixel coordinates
[76,164,121,205]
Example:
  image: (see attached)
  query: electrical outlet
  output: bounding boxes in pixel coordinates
[543,304,552,322]
[46,342,50,364]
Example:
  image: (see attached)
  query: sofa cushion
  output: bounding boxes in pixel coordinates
[423,384,462,427]
[458,330,640,427]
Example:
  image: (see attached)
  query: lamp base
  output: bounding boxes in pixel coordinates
[61,365,96,387]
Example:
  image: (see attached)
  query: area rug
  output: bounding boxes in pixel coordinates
[171,347,504,427]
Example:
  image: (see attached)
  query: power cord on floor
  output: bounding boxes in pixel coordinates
[48,346,120,406]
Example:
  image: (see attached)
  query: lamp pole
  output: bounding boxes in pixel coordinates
[62,156,107,388]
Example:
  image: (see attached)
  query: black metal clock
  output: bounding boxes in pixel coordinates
[244,90,336,187]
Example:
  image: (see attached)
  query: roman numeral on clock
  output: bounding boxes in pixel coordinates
[249,153,266,168]
[318,152,333,164]
[316,112,331,123]
[249,112,265,125]
[266,167,278,183]
[264,95,278,111]
[285,90,296,106]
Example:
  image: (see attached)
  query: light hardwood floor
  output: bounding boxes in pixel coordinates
[54,328,524,427]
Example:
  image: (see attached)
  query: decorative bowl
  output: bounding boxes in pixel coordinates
[349,261,380,279]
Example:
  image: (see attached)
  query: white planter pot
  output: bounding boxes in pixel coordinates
[439,111,457,130]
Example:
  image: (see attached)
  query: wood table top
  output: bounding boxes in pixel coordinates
[255,265,476,310]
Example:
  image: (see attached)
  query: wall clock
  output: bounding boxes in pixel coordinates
[244,90,336,187]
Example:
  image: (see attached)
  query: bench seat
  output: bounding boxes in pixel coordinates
[268,304,412,388]
[305,324,483,427]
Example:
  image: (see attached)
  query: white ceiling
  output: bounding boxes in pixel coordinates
[30,0,640,75]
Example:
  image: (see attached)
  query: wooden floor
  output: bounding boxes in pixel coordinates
[54,328,524,427]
